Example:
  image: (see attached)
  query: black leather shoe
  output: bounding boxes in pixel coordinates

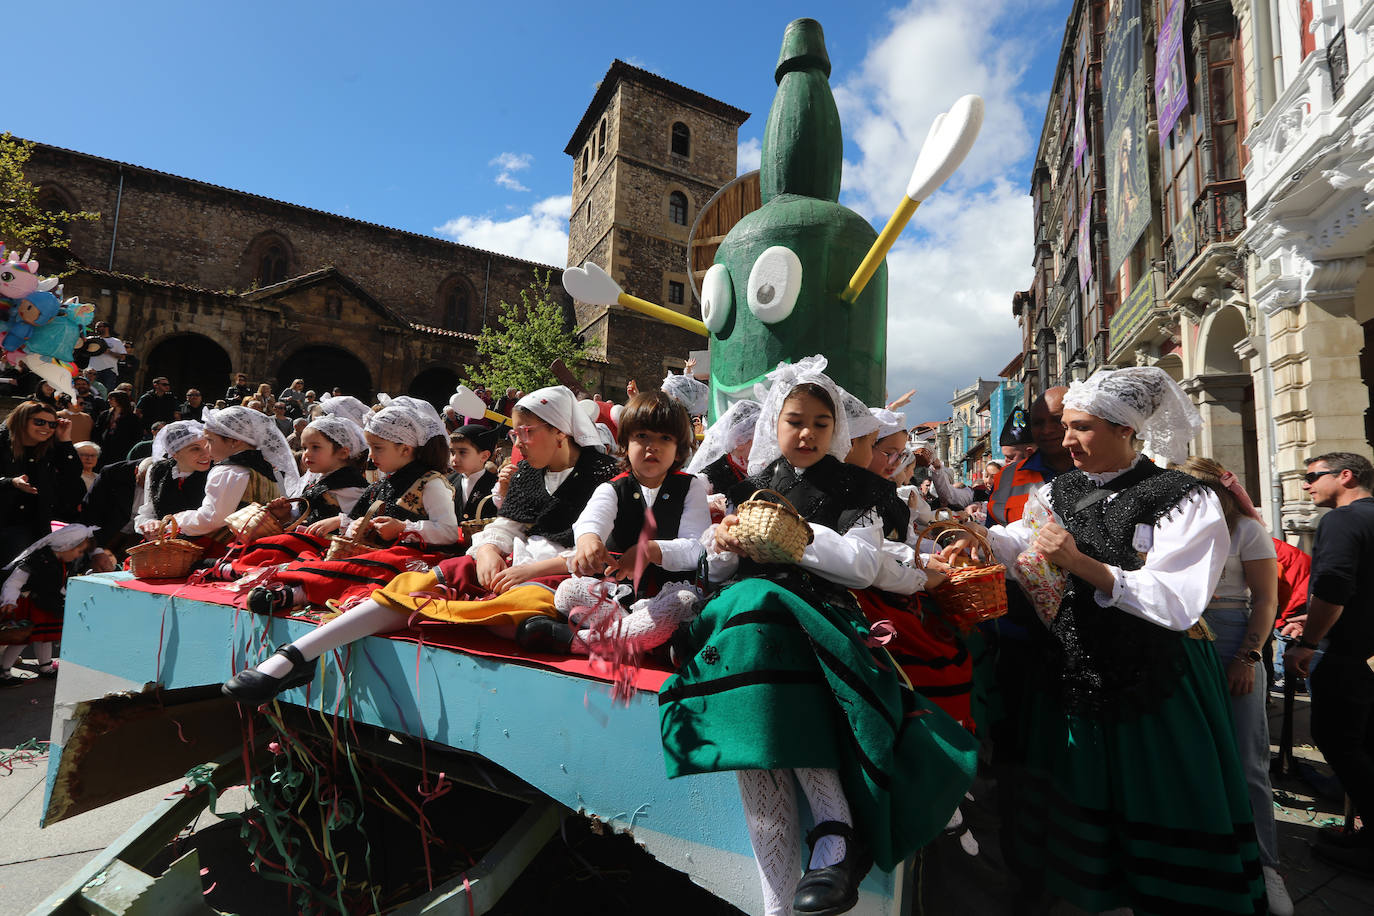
[516,616,575,654]
[247,585,291,615]
[793,820,872,916]
[222,645,315,705]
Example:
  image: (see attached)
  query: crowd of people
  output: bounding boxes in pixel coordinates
[4,350,1374,916]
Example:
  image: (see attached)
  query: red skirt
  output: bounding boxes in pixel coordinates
[16,595,61,642]
[855,589,975,732]
[218,531,332,574]
[267,542,456,608]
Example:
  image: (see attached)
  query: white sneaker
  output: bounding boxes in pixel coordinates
[1262,865,1294,916]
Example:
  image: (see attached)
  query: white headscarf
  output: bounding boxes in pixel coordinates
[686,398,761,475]
[204,406,301,494]
[747,355,851,475]
[319,394,371,428]
[6,523,99,570]
[517,386,604,449]
[839,390,880,439]
[1063,366,1202,466]
[661,373,709,417]
[366,399,446,448]
[152,420,206,462]
[870,408,906,440]
[306,415,367,458]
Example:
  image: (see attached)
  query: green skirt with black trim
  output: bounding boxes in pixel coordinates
[658,577,979,871]
[1015,635,1266,915]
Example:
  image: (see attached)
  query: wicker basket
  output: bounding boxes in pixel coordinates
[325,500,388,561]
[225,498,308,546]
[735,489,813,565]
[127,517,205,579]
[917,520,1008,632]
[459,495,497,538]
[0,619,35,645]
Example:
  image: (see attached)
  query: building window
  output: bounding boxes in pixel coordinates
[598,118,607,159]
[668,280,685,306]
[586,200,592,226]
[438,276,473,333]
[581,149,588,185]
[671,122,690,157]
[258,243,288,286]
[1208,35,1241,179]
[668,191,688,226]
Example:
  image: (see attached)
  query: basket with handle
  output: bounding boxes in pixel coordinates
[734,489,813,565]
[0,618,35,645]
[127,516,205,579]
[916,519,1008,632]
[459,495,497,538]
[225,498,310,546]
[326,500,388,561]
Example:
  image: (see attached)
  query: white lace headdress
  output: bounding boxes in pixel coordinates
[1062,366,1201,466]
[870,408,906,440]
[839,390,880,439]
[660,373,710,417]
[204,406,301,493]
[366,398,445,448]
[307,415,367,458]
[685,398,761,475]
[5,523,99,570]
[747,356,852,475]
[319,395,371,428]
[152,420,206,461]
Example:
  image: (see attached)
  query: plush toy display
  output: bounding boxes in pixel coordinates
[0,247,91,398]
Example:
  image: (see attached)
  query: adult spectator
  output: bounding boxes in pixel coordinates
[225,372,253,404]
[278,378,307,414]
[75,441,101,493]
[494,387,519,417]
[255,382,275,410]
[287,417,308,452]
[985,386,1072,528]
[82,367,108,399]
[94,391,143,471]
[179,388,205,421]
[73,374,107,420]
[0,401,84,564]
[1287,452,1374,874]
[136,376,179,427]
[80,457,145,560]
[29,379,60,410]
[58,394,94,444]
[126,421,163,463]
[271,402,293,437]
[86,321,126,392]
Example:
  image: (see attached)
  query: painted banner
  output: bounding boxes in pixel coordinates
[1109,271,1155,354]
[1073,61,1087,169]
[1155,0,1189,140]
[1103,0,1150,276]
[1078,201,1093,291]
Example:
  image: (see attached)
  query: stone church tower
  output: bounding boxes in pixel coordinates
[564,60,749,391]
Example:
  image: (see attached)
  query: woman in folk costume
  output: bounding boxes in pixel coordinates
[200,415,370,577]
[0,523,106,685]
[222,386,618,704]
[133,421,212,535]
[242,398,457,616]
[953,367,1265,915]
[660,357,976,916]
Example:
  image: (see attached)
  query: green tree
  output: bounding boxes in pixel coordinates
[465,269,588,393]
[0,133,99,273]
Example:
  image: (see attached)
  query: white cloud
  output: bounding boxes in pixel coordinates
[490,151,533,192]
[434,194,571,267]
[737,137,761,175]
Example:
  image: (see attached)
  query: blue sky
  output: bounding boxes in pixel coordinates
[21,0,1071,423]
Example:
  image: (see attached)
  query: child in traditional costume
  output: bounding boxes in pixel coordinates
[447,424,500,524]
[222,386,617,705]
[0,523,104,684]
[241,398,457,616]
[133,421,212,535]
[660,357,976,916]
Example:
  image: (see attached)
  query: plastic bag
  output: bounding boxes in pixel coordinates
[1013,490,1068,626]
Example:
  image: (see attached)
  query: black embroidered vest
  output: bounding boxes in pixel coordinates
[299,466,369,526]
[602,471,695,595]
[728,456,908,538]
[350,461,439,523]
[146,459,208,518]
[16,547,71,607]
[702,454,746,496]
[499,448,618,548]
[1047,460,1207,718]
[449,469,498,521]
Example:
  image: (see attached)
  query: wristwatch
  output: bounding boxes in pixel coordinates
[1235,648,1262,664]
[1296,638,1321,651]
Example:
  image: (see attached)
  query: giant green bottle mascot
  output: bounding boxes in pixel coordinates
[563,18,982,418]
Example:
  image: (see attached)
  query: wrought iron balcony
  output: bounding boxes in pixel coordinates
[1162,182,1247,289]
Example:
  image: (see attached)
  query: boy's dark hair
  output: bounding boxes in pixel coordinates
[1308,451,1374,490]
[783,382,836,416]
[617,390,694,473]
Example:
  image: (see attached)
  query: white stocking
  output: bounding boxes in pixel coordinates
[33,641,53,666]
[738,768,802,916]
[577,583,699,655]
[255,598,407,678]
[794,766,850,868]
[1,645,22,669]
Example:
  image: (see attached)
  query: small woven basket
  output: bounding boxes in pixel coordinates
[917,520,1008,632]
[0,619,35,646]
[735,489,813,565]
[226,498,308,546]
[127,517,204,579]
[326,500,387,561]
[459,495,497,538]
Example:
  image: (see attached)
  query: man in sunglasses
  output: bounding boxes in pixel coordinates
[1288,452,1374,875]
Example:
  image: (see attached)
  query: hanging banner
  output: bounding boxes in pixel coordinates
[1109,271,1155,354]
[1073,63,1087,170]
[1103,0,1150,276]
[1155,0,1189,140]
[1078,202,1093,291]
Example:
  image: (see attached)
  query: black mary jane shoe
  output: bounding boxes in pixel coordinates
[792,820,873,916]
[247,585,292,616]
[515,616,575,655]
[222,645,316,705]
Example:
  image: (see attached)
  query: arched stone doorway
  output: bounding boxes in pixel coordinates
[408,367,461,411]
[144,334,232,404]
[276,346,373,401]
[1188,306,1260,503]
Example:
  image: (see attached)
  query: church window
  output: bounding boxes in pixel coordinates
[258,243,288,286]
[668,281,685,306]
[581,149,589,185]
[668,191,688,226]
[598,119,607,159]
[438,276,472,333]
[671,122,690,157]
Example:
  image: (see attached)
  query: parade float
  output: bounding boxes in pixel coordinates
[36,18,980,915]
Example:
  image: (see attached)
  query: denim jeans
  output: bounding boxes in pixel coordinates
[1203,604,1279,867]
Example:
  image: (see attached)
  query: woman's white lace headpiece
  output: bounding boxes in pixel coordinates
[1063,366,1201,466]
[839,389,880,439]
[5,523,99,570]
[685,398,761,475]
[153,420,205,462]
[748,355,852,475]
[307,415,367,458]
[204,406,301,493]
[660,373,709,417]
[319,394,371,428]
[517,386,604,449]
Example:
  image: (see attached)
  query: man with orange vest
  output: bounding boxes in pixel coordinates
[986,386,1072,526]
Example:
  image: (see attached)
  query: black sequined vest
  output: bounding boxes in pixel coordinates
[146,459,208,518]
[499,448,619,548]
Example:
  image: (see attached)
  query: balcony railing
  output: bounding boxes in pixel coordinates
[1330,28,1349,101]
[1162,183,1247,289]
